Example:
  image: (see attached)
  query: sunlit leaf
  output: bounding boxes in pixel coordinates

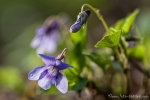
[95,28,122,48]
[64,26,87,90]
[65,25,87,75]
[64,44,86,90]
[70,25,87,48]
[128,45,146,61]
[67,44,85,75]
[122,9,139,34]
[114,19,125,30]
[114,9,139,35]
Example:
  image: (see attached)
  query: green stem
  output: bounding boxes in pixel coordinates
[120,37,128,57]
[119,44,128,69]
[113,47,125,68]
[81,4,109,32]
[120,39,130,97]
[124,69,130,100]
[115,46,129,98]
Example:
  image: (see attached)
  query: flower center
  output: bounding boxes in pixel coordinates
[47,66,58,77]
[52,66,56,71]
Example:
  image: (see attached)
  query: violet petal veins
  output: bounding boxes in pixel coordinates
[55,72,68,94]
[28,66,46,80]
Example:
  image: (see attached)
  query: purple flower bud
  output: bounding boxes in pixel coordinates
[70,21,82,33]
[28,49,73,94]
[70,10,91,33]
[85,10,91,17]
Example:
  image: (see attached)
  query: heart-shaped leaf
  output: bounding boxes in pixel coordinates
[95,28,122,48]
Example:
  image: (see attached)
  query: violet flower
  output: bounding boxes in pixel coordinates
[28,49,72,94]
[70,10,91,33]
[30,20,60,54]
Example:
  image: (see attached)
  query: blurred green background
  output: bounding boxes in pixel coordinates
[0,0,150,100]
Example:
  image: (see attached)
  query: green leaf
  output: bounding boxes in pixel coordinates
[64,46,86,90]
[95,28,122,48]
[70,77,87,90]
[128,45,146,61]
[66,43,85,75]
[83,51,113,69]
[70,25,87,48]
[114,9,139,35]
[65,25,86,76]
[64,26,87,90]
[68,76,87,90]
[122,9,139,34]
[65,69,88,90]
[114,19,125,30]
[40,85,59,94]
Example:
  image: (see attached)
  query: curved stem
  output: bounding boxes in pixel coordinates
[81,4,109,32]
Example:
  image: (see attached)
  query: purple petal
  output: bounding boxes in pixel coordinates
[36,30,60,54]
[38,77,53,90]
[38,69,48,80]
[37,36,57,54]
[55,60,73,70]
[36,26,46,36]
[45,30,60,53]
[30,26,46,48]
[39,54,56,66]
[55,72,68,94]
[38,69,58,90]
[46,30,60,53]
[28,66,46,80]
[30,36,41,48]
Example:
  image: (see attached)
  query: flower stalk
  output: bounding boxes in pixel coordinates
[81,4,109,32]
